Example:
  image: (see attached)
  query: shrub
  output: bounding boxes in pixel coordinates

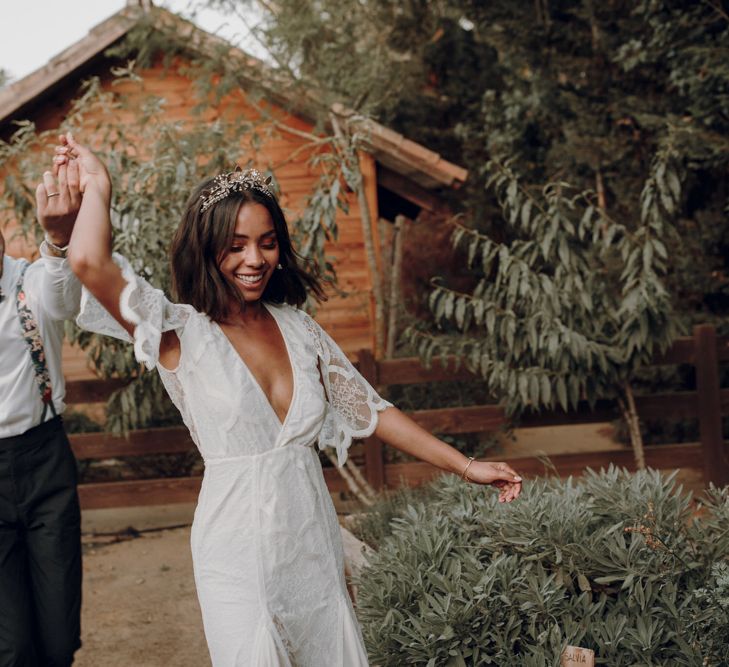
[355,468,729,666]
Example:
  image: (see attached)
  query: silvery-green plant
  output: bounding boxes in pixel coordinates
[355,468,729,666]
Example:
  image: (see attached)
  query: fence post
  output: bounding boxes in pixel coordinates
[358,348,385,490]
[694,324,729,487]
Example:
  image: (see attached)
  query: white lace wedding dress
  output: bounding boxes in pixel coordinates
[77,256,391,667]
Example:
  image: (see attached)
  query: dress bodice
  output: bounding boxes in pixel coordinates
[76,254,391,464]
[158,304,329,460]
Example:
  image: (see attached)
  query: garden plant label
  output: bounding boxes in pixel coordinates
[561,646,595,666]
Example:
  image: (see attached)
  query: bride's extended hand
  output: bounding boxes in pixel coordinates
[53,132,111,197]
[465,460,523,503]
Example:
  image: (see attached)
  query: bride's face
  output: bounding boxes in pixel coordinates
[218,202,280,302]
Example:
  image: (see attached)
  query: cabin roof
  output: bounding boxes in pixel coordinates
[0,5,467,191]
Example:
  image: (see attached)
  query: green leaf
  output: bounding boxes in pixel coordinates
[652,238,668,259]
[486,309,496,335]
[518,373,529,405]
[558,237,569,266]
[529,373,540,406]
[520,199,533,230]
[429,290,440,313]
[540,375,552,406]
[467,238,479,267]
[642,241,653,269]
[444,292,455,319]
[473,299,485,325]
[666,168,680,202]
[455,298,466,329]
[556,376,568,411]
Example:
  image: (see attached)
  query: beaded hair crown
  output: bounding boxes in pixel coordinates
[199,166,273,212]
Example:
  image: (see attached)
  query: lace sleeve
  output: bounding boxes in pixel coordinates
[76,253,191,370]
[301,312,392,466]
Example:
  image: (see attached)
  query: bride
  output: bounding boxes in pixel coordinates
[52,133,522,666]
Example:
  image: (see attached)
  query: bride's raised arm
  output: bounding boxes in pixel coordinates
[57,133,181,368]
[58,135,126,330]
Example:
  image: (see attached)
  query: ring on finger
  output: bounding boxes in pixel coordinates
[46,192,60,198]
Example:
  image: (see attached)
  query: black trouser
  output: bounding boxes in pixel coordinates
[0,416,82,667]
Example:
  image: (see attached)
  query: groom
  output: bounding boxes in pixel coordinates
[0,158,83,666]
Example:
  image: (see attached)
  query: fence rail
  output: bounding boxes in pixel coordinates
[357,324,729,491]
[68,324,729,509]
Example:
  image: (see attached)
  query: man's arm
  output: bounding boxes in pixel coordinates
[33,243,82,321]
[29,154,82,320]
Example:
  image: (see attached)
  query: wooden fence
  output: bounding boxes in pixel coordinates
[67,325,729,510]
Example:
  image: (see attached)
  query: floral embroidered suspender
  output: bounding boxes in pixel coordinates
[15,261,57,420]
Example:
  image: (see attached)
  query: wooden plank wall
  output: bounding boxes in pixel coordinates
[1,58,378,381]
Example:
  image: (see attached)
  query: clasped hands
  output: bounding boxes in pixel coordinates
[37,132,109,248]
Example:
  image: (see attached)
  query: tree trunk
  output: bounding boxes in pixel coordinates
[385,215,407,359]
[620,382,646,470]
[596,167,607,211]
[323,449,374,506]
[329,113,385,356]
[345,457,377,503]
[355,160,386,358]
[325,117,385,500]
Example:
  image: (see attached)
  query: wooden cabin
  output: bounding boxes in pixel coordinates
[0,4,467,382]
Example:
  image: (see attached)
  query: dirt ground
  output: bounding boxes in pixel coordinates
[75,505,211,667]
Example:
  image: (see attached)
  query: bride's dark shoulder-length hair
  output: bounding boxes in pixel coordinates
[170,174,326,321]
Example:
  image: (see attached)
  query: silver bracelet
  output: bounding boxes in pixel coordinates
[43,235,70,254]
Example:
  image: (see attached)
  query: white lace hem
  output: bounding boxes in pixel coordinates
[76,253,190,370]
[320,398,392,467]
[298,310,392,467]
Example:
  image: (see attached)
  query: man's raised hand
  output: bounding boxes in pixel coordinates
[36,147,81,247]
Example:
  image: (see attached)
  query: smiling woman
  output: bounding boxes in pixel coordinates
[53,132,522,666]
[169,170,325,324]
[223,207,278,295]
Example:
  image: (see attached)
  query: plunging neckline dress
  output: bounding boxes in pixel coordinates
[77,255,391,666]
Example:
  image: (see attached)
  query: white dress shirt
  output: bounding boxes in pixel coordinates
[0,245,81,437]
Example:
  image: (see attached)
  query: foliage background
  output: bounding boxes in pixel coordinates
[212,0,728,332]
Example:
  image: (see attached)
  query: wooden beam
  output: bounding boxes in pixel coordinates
[77,443,704,509]
[69,327,725,511]
[358,349,385,490]
[373,336,726,384]
[70,427,194,460]
[651,335,729,364]
[356,151,383,357]
[519,391,708,427]
[376,356,477,385]
[377,166,447,213]
[65,378,127,404]
[332,103,468,188]
[695,325,729,487]
[409,405,505,434]
[651,338,696,365]
[78,476,202,510]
